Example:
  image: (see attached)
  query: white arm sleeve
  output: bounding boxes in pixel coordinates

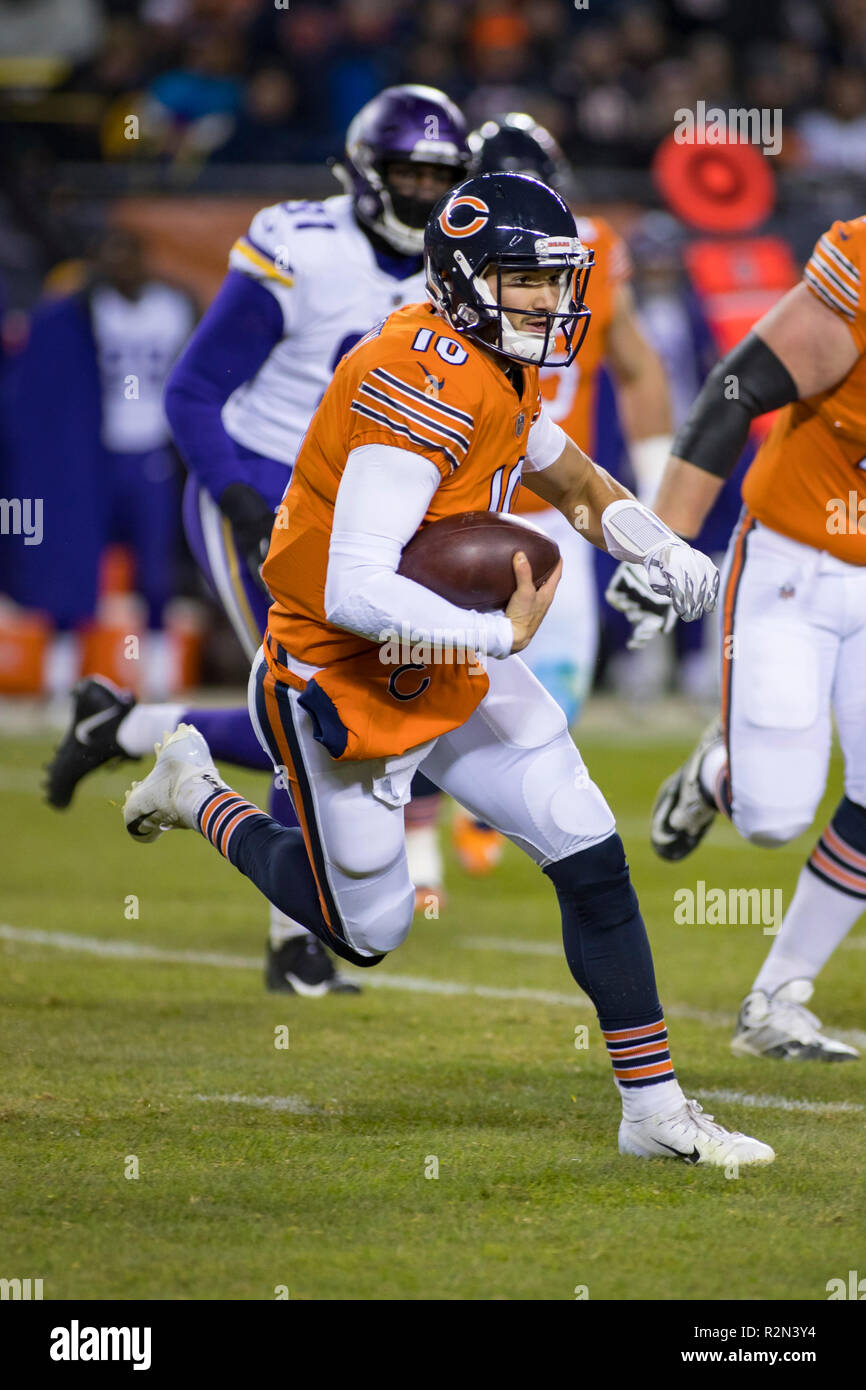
[524,406,568,472]
[325,444,514,660]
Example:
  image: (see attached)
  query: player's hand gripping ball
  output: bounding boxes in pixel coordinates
[398,511,560,612]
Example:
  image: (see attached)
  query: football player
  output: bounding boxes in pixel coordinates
[608,215,866,1061]
[119,172,773,1166]
[2,229,197,699]
[44,84,471,995]
[428,114,675,883]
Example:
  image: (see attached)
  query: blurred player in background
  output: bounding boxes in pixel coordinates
[45,85,471,995]
[2,228,195,697]
[610,215,866,1062]
[621,210,750,703]
[120,172,773,1167]
[406,113,674,892]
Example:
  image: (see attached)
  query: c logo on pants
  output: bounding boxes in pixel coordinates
[388,664,431,702]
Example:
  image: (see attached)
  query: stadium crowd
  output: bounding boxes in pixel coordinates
[2,0,866,172]
[1,0,863,700]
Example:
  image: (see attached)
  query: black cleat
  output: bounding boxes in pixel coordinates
[650,718,722,862]
[265,936,362,997]
[44,676,137,809]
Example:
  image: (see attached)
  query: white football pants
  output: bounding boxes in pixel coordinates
[721,516,866,845]
[249,648,616,957]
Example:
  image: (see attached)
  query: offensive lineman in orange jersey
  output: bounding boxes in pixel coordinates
[608,215,866,1062]
[429,116,674,884]
[121,173,775,1165]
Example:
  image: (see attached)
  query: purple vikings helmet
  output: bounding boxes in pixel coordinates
[336,85,471,255]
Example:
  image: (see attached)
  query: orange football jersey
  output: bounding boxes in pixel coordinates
[742,217,866,564]
[263,301,540,675]
[516,215,630,513]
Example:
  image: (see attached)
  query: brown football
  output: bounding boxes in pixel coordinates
[398,511,560,612]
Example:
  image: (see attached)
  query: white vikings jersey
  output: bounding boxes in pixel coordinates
[92,282,196,453]
[222,195,428,466]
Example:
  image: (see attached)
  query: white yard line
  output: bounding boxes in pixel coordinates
[695,1088,862,1115]
[458,934,866,1045]
[192,1093,320,1114]
[0,924,720,1026]
[0,923,592,1011]
[0,924,261,971]
[2,920,861,1040]
[461,935,561,958]
[3,922,861,1116]
[358,969,592,1009]
[0,923,720,1020]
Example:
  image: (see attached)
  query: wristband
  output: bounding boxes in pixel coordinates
[630,434,673,505]
[601,498,680,565]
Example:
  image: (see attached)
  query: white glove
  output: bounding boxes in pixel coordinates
[645,541,719,621]
[605,561,677,650]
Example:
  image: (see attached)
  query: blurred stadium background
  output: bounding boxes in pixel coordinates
[1,0,866,705]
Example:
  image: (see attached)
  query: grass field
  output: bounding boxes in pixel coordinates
[1,714,864,1302]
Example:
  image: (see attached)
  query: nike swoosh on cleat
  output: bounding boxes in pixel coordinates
[126,813,155,838]
[654,1140,701,1163]
[282,974,330,998]
[75,707,122,745]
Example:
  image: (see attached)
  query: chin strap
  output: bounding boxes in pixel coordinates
[463,259,574,364]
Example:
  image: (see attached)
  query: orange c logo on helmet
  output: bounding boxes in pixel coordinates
[438,195,489,238]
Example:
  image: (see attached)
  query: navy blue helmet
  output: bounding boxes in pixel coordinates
[425,172,593,367]
[335,85,471,255]
[468,113,576,203]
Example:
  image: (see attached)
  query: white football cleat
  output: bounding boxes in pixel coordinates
[650,718,722,862]
[731,979,859,1062]
[619,1097,775,1166]
[123,723,223,843]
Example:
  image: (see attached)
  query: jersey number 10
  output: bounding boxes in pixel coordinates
[411,328,469,365]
